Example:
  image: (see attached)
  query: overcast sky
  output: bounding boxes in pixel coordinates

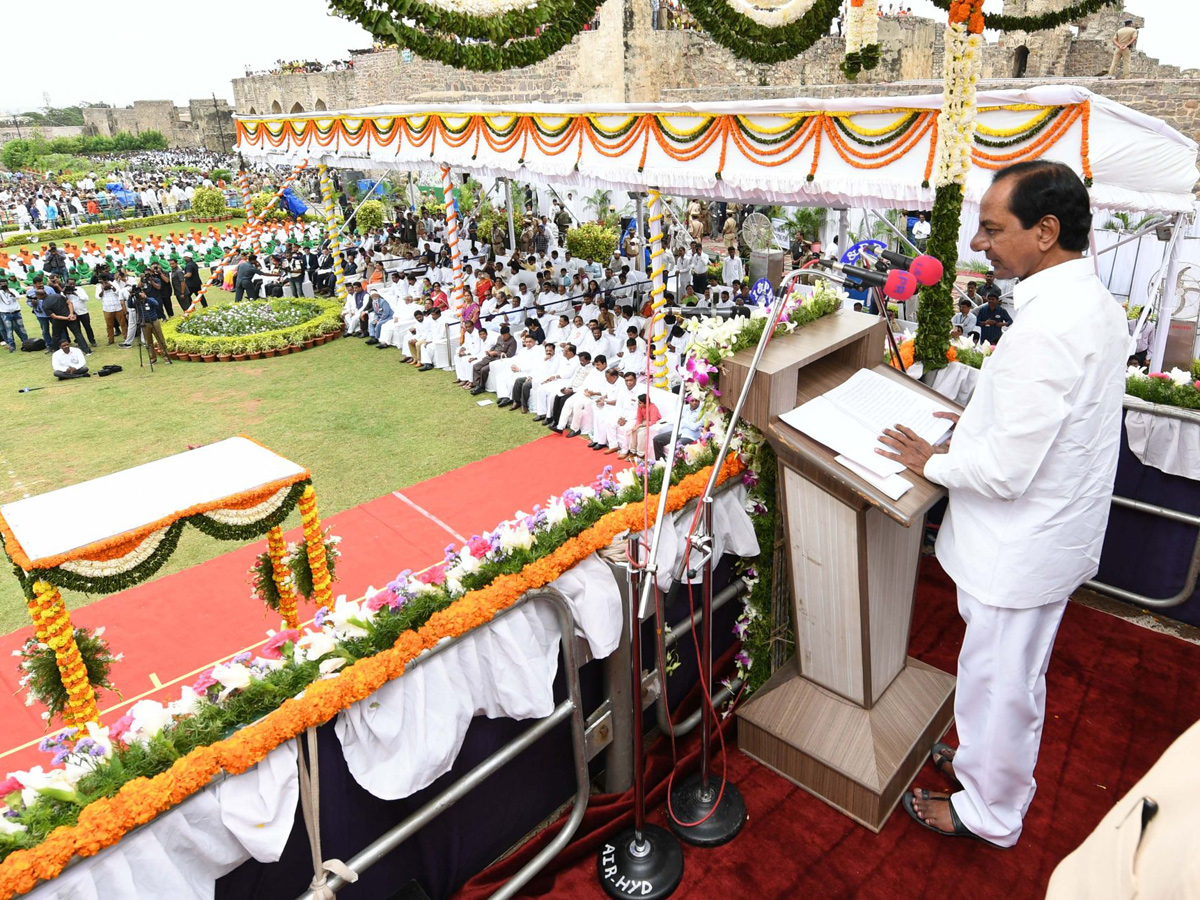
[0,0,1196,113]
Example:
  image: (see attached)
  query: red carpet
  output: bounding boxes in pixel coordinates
[454,559,1200,900]
[0,435,622,773]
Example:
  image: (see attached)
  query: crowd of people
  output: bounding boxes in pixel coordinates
[0,150,290,233]
[243,58,353,77]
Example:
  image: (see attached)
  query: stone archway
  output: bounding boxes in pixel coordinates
[1012,45,1030,78]
[248,106,258,115]
[290,102,306,114]
[270,100,283,114]
[315,99,328,111]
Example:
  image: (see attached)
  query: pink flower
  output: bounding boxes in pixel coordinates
[109,713,134,743]
[192,670,218,694]
[417,565,446,586]
[1193,381,1200,391]
[467,536,490,559]
[365,590,396,612]
[1149,372,1171,380]
[0,776,22,796]
[259,629,300,660]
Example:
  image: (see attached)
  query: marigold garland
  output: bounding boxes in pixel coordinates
[0,457,742,898]
[298,486,335,609]
[266,527,300,630]
[29,582,98,728]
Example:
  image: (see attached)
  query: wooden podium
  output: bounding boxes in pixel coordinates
[725,310,957,831]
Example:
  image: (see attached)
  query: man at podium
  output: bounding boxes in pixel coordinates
[876,161,1128,847]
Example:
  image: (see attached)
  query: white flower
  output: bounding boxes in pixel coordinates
[445,575,465,597]
[127,699,173,742]
[498,524,535,553]
[683,442,708,465]
[1127,365,1148,380]
[615,467,639,491]
[0,818,25,836]
[297,629,338,662]
[328,596,371,639]
[211,662,253,700]
[454,551,481,575]
[318,657,346,675]
[1167,367,1191,386]
[168,686,206,718]
[545,497,569,526]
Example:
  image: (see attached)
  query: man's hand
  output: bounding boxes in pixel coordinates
[876,424,936,475]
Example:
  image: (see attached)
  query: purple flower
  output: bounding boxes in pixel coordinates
[75,738,95,754]
[745,566,758,580]
[89,744,107,758]
[734,649,752,669]
[232,651,252,665]
[51,748,70,766]
[742,471,759,488]
[313,607,329,628]
[732,619,748,639]
[38,738,54,754]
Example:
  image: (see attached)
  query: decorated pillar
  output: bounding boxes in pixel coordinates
[913,0,985,372]
[266,526,301,630]
[440,164,467,313]
[28,581,99,727]
[841,0,881,79]
[646,189,670,389]
[298,486,335,609]
[318,163,350,304]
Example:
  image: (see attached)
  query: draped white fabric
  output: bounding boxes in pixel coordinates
[1125,403,1200,480]
[237,87,1199,214]
[22,487,759,896]
[27,742,298,900]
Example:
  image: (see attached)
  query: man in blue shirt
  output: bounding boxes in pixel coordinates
[135,288,172,364]
[25,276,54,350]
[972,293,1012,344]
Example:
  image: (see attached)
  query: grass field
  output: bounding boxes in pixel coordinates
[0,287,548,634]
[5,217,251,258]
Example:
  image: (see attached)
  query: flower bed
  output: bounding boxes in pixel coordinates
[0,452,742,895]
[161,300,344,361]
[1126,365,1200,411]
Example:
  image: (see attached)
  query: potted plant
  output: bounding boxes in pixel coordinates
[217,346,232,362]
[231,339,249,362]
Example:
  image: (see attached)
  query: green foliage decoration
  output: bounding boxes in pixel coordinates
[1127,370,1200,411]
[925,0,1117,31]
[565,223,618,261]
[327,0,605,71]
[355,199,385,233]
[192,187,228,218]
[16,627,121,723]
[162,300,344,356]
[913,183,963,372]
[679,0,842,66]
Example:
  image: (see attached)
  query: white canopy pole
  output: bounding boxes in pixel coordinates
[1148,212,1188,372]
[504,178,518,256]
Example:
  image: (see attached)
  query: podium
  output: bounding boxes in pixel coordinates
[726,310,957,831]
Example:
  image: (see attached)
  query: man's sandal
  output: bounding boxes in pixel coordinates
[901,789,1006,848]
[931,741,963,789]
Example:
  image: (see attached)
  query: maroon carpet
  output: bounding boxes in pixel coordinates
[454,559,1200,899]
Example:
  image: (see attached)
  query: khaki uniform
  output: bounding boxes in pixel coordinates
[1109,25,1137,78]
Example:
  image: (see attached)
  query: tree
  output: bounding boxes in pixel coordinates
[584,189,612,223]
[138,130,168,151]
[784,207,828,242]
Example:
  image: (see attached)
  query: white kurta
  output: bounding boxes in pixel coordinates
[921,256,1129,847]
[455,330,484,382]
[533,356,580,416]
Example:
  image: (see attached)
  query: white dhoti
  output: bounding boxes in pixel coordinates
[605,418,632,452]
[493,366,523,400]
[591,406,616,443]
[949,588,1067,848]
[455,354,478,382]
[343,310,366,334]
[420,339,449,368]
[378,320,402,347]
[531,380,557,416]
[558,394,588,430]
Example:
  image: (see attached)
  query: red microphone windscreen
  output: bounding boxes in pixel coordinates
[910,255,944,287]
[884,269,917,301]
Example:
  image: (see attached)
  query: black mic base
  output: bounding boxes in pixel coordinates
[668,774,746,847]
[598,825,684,900]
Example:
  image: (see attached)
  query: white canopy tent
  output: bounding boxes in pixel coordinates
[236,85,1198,367]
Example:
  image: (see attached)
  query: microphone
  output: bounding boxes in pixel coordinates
[815,260,917,300]
[864,248,945,287]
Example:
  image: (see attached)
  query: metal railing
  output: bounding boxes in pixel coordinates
[295,587,590,900]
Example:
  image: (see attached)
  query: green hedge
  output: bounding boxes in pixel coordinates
[161,299,344,355]
[2,214,249,248]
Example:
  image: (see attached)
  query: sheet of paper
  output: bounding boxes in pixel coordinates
[779,369,952,479]
[834,455,913,501]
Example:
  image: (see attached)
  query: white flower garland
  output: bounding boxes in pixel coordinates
[202,486,292,528]
[408,0,540,15]
[933,22,983,189]
[58,528,169,578]
[723,0,828,27]
[844,0,878,54]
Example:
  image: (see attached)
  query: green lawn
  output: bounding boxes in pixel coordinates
[0,288,547,634]
[6,217,249,257]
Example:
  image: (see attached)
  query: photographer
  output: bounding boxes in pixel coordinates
[41,278,91,355]
[64,280,96,347]
[43,243,69,281]
[132,286,171,364]
[52,339,89,380]
[144,263,174,319]
[98,277,130,345]
[25,275,54,349]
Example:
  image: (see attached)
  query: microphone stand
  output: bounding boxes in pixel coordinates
[599,395,690,900]
[665,275,805,847]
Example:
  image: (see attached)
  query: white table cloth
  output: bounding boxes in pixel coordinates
[1125,399,1200,480]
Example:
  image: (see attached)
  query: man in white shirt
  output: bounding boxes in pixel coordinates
[97,278,129,345]
[507,341,558,414]
[950,298,978,341]
[879,161,1129,849]
[0,277,27,351]
[721,247,745,287]
[598,371,640,453]
[495,334,540,403]
[532,343,579,421]
[417,308,449,370]
[912,213,932,252]
[455,323,487,385]
[52,339,89,379]
[559,355,611,436]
